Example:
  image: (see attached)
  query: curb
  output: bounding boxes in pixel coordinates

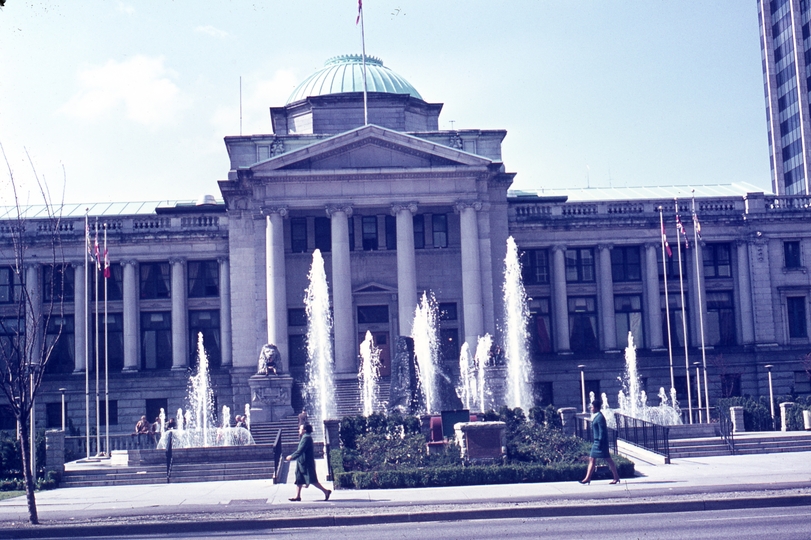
[3,493,811,539]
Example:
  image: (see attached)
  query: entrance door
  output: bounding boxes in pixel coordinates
[358,331,391,377]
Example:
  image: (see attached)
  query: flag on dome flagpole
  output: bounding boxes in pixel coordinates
[103,236,110,279]
[85,216,95,265]
[355,0,368,125]
[93,219,101,271]
[675,214,689,249]
[356,0,362,24]
[661,216,672,258]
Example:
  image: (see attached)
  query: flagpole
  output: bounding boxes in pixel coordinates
[692,192,711,423]
[675,199,693,424]
[358,0,368,125]
[94,218,100,455]
[659,207,675,393]
[103,224,110,455]
[84,211,90,459]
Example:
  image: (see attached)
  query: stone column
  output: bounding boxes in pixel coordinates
[455,201,484,347]
[391,202,418,337]
[122,261,139,371]
[736,240,755,345]
[263,207,289,372]
[644,243,664,348]
[551,245,570,352]
[687,243,705,348]
[170,258,188,371]
[73,262,87,373]
[218,257,233,367]
[327,205,355,374]
[598,244,617,350]
[25,264,42,360]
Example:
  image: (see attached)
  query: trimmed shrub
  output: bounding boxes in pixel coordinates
[716,397,773,431]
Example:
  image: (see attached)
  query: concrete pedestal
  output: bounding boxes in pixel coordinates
[557,407,577,436]
[780,402,795,431]
[454,421,506,463]
[730,406,745,433]
[248,374,294,423]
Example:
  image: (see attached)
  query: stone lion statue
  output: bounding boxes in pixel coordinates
[257,344,280,375]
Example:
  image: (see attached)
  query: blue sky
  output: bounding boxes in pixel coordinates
[0,1,769,204]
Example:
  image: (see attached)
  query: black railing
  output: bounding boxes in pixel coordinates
[718,413,736,455]
[574,414,618,455]
[272,428,284,484]
[613,413,671,460]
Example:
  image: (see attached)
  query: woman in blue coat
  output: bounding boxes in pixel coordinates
[285,423,331,501]
[579,400,620,484]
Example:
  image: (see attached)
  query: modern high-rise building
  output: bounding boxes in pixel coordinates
[758,0,811,195]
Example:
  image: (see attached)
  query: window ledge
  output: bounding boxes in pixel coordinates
[782,266,807,274]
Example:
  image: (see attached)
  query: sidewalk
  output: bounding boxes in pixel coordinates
[0,451,810,537]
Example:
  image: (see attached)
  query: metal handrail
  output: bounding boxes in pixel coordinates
[272,428,283,484]
[574,414,618,455]
[718,413,736,455]
[613,413,671,460]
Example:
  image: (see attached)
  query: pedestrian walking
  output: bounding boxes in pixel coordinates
[285,423,331,501]
[579,400,620,485]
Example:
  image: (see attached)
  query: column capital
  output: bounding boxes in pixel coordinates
[597,243,613,252]
[551,244,567,254]
[325,204,353,218]
[735,238,750,248]
[390,202,418,216]
[643,242,659,250]
[261,205,289,218]
[120,259,138,267]
[169,257,186,266]
[454,200,482,213]
[217,256,229,265]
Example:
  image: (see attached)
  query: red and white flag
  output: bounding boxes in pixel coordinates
[675,214,689,249]
[86,219,95,264]
[103,247,110,279]
[93,222,101,270]
[356,0,362,24]
[661,221,672,258]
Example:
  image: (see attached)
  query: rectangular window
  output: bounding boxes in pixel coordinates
[145,398,168,427]
[92,313,124,373]
[522,250,549,285]
[288,334,307,368]
[362,216,378,251]
[439,303,458,321]
[785,241,802,268]
[657,249,688,281]
[565,248,595,283]
[615,295,644,348]
[100,400,118,426]
[662,293,689,349]
[0,317,22,368]
[529,298,553,354]
[92,264,123,301]
[188,261,219,298]
[291,217,307,253]
[43,264,75,302]
[794,371,811,395]
[189,310,220,368]
[348,216,355,251]
[533,381,554,407]
[0,266,23,304]
[314,217,331,252]
[568,296,598,352]
[432,214,448,248]
[787,296,808,338]
[585,379,601,403]
[357,305,389,324]
[703,243,732,279]
[46,402,66,429]
[720,373,742,398]
[413,215,425,249]
[385,215,396,250]
[139,262,170,299]
[44,315,74,374]
[288,308,307,327]
[611,246,642,282]
[706,291,736,346]
[141,311,172,370]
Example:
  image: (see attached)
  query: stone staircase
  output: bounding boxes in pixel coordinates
[251,417,299,454]
[668,431,811,459]
[61,460,276,487]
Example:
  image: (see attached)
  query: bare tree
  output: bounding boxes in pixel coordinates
[0,143,66,525]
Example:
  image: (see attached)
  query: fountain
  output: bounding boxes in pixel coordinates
[503,237,534,413]
[609,332,682,425]
[359,330,381,416]
[156,333,255,449]
[457,343,475,411]
[304,249,336,431]
[412,291,440,414]
[474,334,492,413]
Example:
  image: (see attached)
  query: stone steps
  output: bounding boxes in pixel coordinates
[61,460,275,487]
[667,432,811,458]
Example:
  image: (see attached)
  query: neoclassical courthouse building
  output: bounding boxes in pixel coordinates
[3,55,811,434]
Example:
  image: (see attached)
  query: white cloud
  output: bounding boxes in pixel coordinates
[61,55,190,127]
[195,25,229,38]
[117,2,135,15]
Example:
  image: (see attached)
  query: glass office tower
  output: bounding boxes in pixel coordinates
[759,0,811,195]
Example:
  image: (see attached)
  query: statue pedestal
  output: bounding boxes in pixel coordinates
[248,374,294,423]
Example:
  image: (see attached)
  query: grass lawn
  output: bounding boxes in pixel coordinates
[0,491,24,501]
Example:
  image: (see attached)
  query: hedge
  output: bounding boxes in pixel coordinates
[332,456,634,490]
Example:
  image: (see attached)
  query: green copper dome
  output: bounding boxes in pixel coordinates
[286,55,423,104]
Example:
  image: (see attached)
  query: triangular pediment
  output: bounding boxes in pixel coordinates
[354,281,397,294]
[250,124,492,173]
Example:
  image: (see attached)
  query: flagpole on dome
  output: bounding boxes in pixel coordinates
[659,206,675,394]
[84,210,91,458]
[675,199,693,424]
[357,0,368,125]
[691,191,710,424]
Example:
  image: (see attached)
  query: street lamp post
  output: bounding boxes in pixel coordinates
[59,388,67,432]
[694,362,703,424]
[578,365,586,414]
[765,364,775,430]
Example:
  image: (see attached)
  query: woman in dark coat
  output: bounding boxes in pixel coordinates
[285,423,331,501]
[579,400,620,484]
